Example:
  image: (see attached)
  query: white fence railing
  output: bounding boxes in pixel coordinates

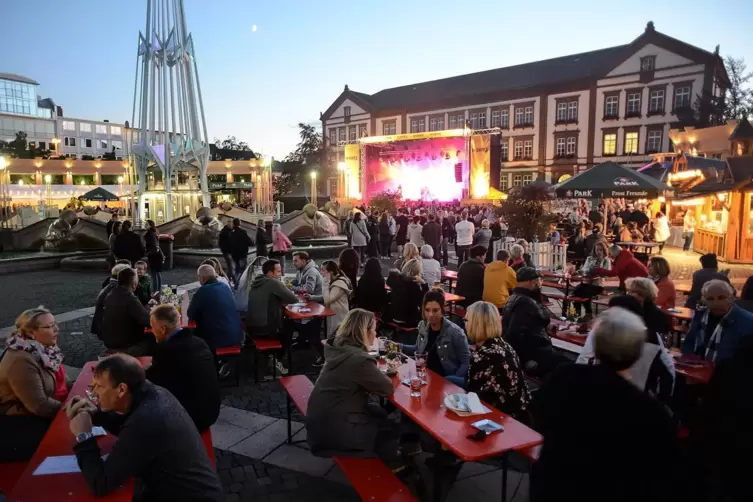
[492,238,568,271]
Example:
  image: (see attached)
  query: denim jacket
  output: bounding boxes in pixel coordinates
[402,319,470,382]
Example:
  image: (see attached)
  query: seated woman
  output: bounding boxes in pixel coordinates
[0,307,68,462]
[233,256,266,314]
[393,242,419,271]
[317,261,353,342]
[338,248,360,305]
[648,256,676,311]
[401,289,469,387]
[306,309,406,473]
[465,301,530,419]
[627,221,644,242]
[508,244,527,272]
[386,259,428,328]
[356,258,387,315]
[572,241,611,321]
[576,291,675,407]
[419,244,441,287]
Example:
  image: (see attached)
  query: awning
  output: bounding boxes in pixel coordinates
[554,161,675,199]
[78,187,120,201]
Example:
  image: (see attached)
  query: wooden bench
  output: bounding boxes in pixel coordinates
[250,338,284,382]
[0,461,28,494]
[280,376,417,502]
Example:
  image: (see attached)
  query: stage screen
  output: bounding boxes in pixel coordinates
[363,137,466,202]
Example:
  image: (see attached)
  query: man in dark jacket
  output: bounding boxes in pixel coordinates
[113,220,145,265]
[422,213,442,261]
[455,245,487,307]
[146,304,220,432]
[502,267,570,377]
[92,263,131,338]
[229,217,253,285]
[218,220,235,286]
[105,213,118,238]
[685,253,732,310]
[187,264,244,351]
[102,267,153,355]
[66,354,223,502]
[584,223,609,256]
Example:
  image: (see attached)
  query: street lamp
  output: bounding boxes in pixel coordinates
[51,138,61,157]
[0,156,7,228]
[310,171,318,207]
[44,174,52,210]
[118,176,124,198]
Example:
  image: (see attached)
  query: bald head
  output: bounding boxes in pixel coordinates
[702,279,735,315]
[197,264,217,285]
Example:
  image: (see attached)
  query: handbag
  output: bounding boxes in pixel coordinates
[355,222,370,243]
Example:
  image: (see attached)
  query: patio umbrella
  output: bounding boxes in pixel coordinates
[554,161,675,199]
[78,187,120,202]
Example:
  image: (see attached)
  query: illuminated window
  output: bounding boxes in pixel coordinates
[624,131,639,154]
[605,96,619,117]
[524,140,533,158]
[603,133,616,155]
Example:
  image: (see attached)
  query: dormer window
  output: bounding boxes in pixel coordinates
[640,56,656,72]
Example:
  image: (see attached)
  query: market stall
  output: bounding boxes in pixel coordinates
[554,161,675,200]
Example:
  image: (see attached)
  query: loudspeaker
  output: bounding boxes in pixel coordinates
[454,163,463,182]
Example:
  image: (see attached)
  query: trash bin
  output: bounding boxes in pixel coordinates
[158,234,175,270]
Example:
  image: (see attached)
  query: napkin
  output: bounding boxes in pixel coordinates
[397,358,417,381]
[466,392,486,414]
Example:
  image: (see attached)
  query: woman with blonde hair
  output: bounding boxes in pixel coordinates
[465,301,530,418]
[306,309,406,474]
[0,307,68,461]
[393,242,419,271]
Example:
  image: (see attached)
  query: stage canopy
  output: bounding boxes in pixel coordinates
[78,187,120,202]
[554,161,675,199]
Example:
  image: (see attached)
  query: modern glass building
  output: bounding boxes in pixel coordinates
[0,73,54,119]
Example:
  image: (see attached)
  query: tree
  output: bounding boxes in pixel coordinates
[284,123,324,170]
[10,131,27,158]
[211,136,258,160]
[497,184,556,242]
[723,56,752,120]
[273,171,301,199]
[369,190,402,215]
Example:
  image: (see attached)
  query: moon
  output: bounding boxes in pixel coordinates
[251,24,257,32]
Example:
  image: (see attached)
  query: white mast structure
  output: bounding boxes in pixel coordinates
[130,0,210,221]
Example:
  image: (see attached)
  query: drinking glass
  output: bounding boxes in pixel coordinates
[409,374,422,398]
[415,351,427,377]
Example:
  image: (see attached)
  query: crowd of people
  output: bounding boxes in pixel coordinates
[3,198,753,501]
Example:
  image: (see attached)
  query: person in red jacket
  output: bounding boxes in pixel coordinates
[591,245,648,291]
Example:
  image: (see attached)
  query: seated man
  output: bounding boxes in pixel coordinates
[483,249,517,310]
[455,245,487,307]
[101,267,153,356]
[685,253,732,310]
[134,260,152,306]
[187,264,244,352]
[682,280,753,362]
[502,267,571,378]
[290,252,326,367]
[247,259,299,374]
[66,354,223,501]
[146,304,220,432]
[92,263,131,338]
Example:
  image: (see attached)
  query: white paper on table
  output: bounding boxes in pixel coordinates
[397,359,417,381]
[466,393,486,414]
[33,454,109,475]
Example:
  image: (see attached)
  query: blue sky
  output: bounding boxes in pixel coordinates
[3,0,752,158]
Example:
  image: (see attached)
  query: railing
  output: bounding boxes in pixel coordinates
[493,238,569,270]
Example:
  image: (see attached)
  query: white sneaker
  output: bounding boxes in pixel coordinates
[275,361,289,375]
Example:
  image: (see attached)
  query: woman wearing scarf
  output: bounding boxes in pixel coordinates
[0,307,68,461]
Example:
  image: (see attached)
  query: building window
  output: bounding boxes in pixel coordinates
[674,85,691,110]
[514,108,525,126]
[556,137,566,157]
[524,140,533,159]
[500,141,508,162]
[38,141,46,150]
[524,106,533,125]
[627,92,641,116]
[557,102,567,122]
[64,136,76,147]
[349,127,356,141]
[110,126,122,136]
[383,122,396,135]
[624,131,639,154]
[410,120,418,133]
[111,140,123,150]
[99,140,108,149]
[491,110,500,127]
[358,124,366,137]
[449,115,456,129]
[649,89,665,114]
[82,138,92,148]
[96,124,107,134]
[566,136,576,155]
[568,101,577,121]
[329,128,337,145]
[647,130,662,153]
[500,109,509,128]
[603,133,616,156]
[80,123,92,133]
[479,112,486,128]
[430,118,437,131]
[437,117,444,130]
[470,113,478,129]
[62,121,75,131]
[418,119,425,132]
[513,174,522,187]
[523,174,533,185]
[640,56,655,72]
[343,106,351,121]
[338,127,346,142]
[605,95,619,118]
[499,174,508,191]
[514,141,523,160]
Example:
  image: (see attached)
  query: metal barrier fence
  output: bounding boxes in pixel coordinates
[492,238,568,270]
